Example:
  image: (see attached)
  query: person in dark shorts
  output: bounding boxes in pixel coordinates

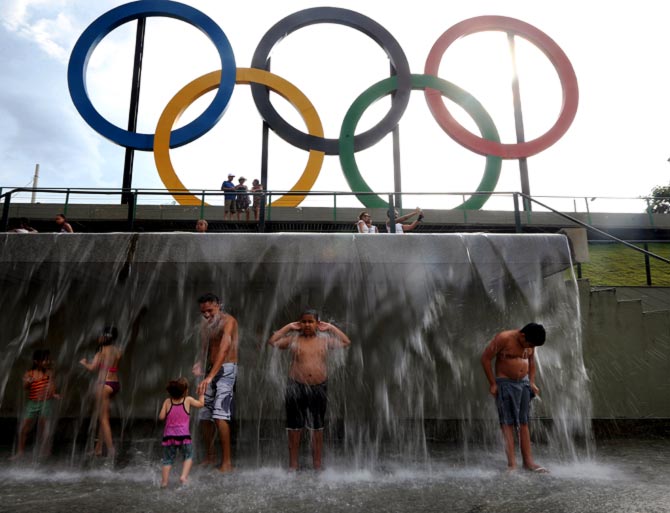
[221,173,236,221]
[481,322,548,473]
[268,309,351,470]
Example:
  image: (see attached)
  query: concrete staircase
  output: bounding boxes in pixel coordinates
[579,280,670,419]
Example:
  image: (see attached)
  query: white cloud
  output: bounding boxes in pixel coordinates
[2,0,75,62]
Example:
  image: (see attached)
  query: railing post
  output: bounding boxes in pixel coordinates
[333,193,337,222]
[585,197,593,225]
[645,198,655,228]
[200,190,206,220]
[388,194,396,233]
[513,193,522,233]
[126,190,136,231]
[1,191,11,231]
[462,194,468,224]
[644,242,652,286]
[64,189,71,215]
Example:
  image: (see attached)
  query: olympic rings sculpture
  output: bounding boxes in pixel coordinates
[68,1,578,209]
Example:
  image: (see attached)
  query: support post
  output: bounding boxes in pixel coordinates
[122,18,146,205]
[508,33,531,212]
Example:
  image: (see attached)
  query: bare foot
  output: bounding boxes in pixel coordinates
[199,458,216,467]
[9,453,23,461]
[179,476,189,485]
[216,464,233,473]
[525,464,549,474]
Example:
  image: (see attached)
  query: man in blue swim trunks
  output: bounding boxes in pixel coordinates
[195,293,238,472]
[481,323,548,473]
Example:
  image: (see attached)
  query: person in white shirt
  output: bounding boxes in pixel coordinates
[356,211,378,233]
[386,207,423,234]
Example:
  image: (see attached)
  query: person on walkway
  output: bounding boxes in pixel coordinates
[251,179,264,221]
[235,177,250,221]
[195,219,208,232]
[221,174,237,221]
[55,213,73,233]
[356,211,378,233]
[385,207,423,234]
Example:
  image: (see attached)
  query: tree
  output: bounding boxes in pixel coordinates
[647,184,670,214]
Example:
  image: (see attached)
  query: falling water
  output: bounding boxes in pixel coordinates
[4,232,655,513]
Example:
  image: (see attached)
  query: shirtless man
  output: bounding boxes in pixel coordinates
[268,309,351,470]
[194,293,238,472]
[480,322,548,473]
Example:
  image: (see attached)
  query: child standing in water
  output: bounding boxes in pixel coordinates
[159,378,205,487]
[80,326,122,458]
[480,322,548,473]
[268,310,351,470]
[12,349,59,459]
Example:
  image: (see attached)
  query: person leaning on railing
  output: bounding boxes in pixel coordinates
[356,211,378,233]
[55,213,73,233]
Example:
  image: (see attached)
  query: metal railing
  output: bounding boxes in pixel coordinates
[2,186,669,284]
[517,193,670,286]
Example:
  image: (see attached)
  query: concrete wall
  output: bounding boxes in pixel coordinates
[580,281,670,418]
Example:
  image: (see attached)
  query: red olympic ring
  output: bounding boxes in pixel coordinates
[424,16,579,159]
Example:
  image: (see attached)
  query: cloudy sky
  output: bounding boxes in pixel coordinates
[1,0,669,212]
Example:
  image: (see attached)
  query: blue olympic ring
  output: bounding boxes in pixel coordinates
[67,0,236,151]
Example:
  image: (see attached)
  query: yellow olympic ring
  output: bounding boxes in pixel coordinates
[154,68,325,207]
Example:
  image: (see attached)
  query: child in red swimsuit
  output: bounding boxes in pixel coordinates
[12,349,60,459]
[159,377,205,487]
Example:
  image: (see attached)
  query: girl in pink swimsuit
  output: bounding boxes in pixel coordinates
[158,377,205,487]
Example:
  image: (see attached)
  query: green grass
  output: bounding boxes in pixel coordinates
[575,242,670,286]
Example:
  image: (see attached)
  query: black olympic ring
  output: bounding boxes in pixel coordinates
[250,7,412,156]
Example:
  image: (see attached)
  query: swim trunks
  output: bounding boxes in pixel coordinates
[199,363,237,422]
[24,399,53,419]
[162,444,193,466]
[496,376,533,426]
[285,380,328,430]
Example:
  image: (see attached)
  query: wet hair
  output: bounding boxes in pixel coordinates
[31,349,50,369]
[198,292,220,305]
[166,377,189,399]
[301,308,319,321]
[99,326,118,346]
[520,323,546,346]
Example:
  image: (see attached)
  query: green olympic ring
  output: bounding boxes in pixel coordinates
[339,74,502,209]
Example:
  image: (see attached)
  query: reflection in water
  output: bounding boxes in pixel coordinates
[1,234,592,475]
